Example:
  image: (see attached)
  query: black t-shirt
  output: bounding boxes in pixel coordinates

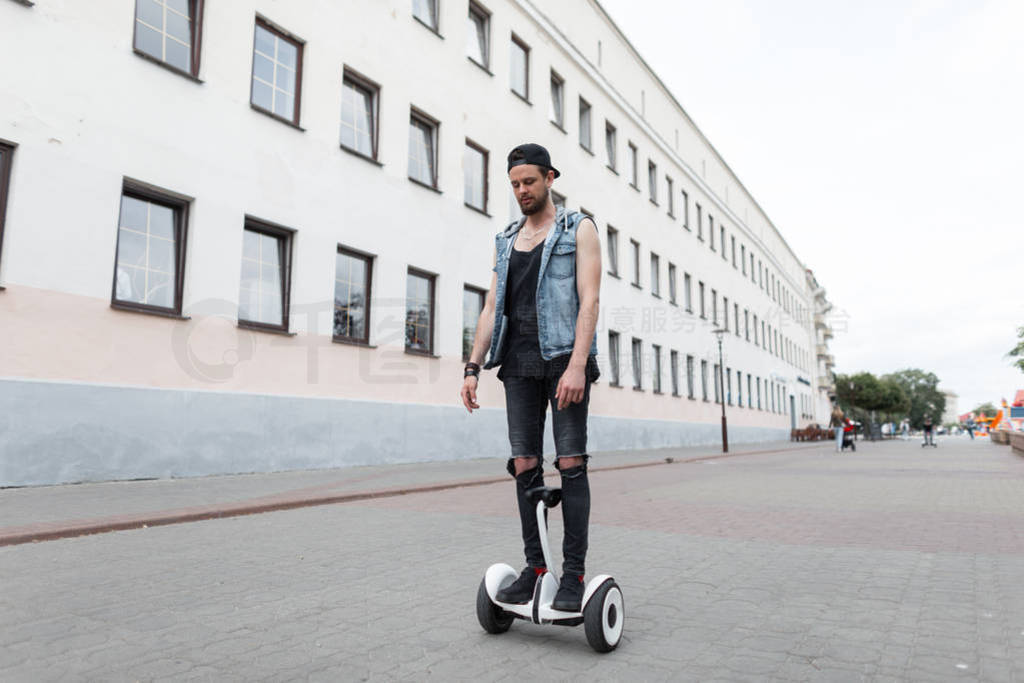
[497,240,599,382]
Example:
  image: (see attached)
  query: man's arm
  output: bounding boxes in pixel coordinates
[467,252,499,367]
[555,217,601,410]
[568,217,601,370]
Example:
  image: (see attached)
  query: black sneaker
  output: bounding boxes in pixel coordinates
[551,572,585,612]
[495,566,545,604]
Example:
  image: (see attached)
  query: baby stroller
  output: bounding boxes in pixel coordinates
[841,420,856,452]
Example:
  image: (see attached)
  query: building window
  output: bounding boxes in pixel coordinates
[701,359,709,401]
[607,226,619,276]
[463,285,485,361]
[699,281,706,319]
[0,142,11,270]
[734,303,740,336]
[681,189,689,229]
[133,0,203,77]
[730,235,737,267]
[463,139,488,213]
[578,97,592,151]
[334,246,372,344]
[741,244,746,274]
[748,374,753,408]
[112,184,188,315]
[711,289,718,325]
[709,214,715,251]
[753,314,759,345]
[251,19,303,126]
[340,69,379,160]
[467,2,490,68]
[683,272,692,312]
[736,369,742,406]
[628,142,638,188]
[412,0,438,31]
[668,263,677,305]
[750,253,755,282]
[744,309,750,340]
[652,344,662,393]
[549,71,564,127]
[238,218,293,331]
[605,121,617,170]
[720,226,726,259]
[630,239,640,287]
[686,354,695,399]
[726,368,732,405]
[666,177,674,216]
[723,296,729,331]
[650,253,660,297]
[510,34,529,101]
[408,108,439,189]
[713,363,721,403]
[670,350,680,397]
[695,203,703,240]
[631,338,643,390]
[757,377,762,410]
[406,268,435,354]
[608,330,621,386]
[648,161,657,203]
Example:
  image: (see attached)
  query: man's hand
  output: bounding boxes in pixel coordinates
[555,365,586,411]
[461,375,480,413]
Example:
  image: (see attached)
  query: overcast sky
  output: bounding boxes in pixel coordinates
[597,0,1024,415]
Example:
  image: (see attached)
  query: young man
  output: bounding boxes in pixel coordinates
[460,143,601,612]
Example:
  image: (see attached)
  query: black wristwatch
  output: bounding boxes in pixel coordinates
[464,362,480,378]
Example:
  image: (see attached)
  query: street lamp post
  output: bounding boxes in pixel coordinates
[713,328,728,453]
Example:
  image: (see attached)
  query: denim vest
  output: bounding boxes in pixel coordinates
[483,207,599,369]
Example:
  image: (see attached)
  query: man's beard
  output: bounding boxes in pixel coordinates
[518,186,549,215]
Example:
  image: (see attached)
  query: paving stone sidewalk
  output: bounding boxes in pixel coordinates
[2,436,1022,682]
[0,440,813,544]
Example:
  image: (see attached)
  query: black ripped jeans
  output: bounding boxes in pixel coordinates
[503,376,591,577]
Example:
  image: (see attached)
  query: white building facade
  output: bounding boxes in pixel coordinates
[0,0,835,486]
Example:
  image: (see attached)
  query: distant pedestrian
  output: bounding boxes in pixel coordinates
[965,418,975,440]
[922,415,935,447]
[829,405,845,453]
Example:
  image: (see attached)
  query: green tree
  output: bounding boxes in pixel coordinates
[973,402,998,418]
[1008,326,1024,374]
[883,368,945,429]
[877,379,911,422]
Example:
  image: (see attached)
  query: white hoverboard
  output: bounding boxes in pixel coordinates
[475,486,624,652]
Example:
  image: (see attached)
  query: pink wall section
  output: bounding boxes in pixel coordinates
[0,284,788,429]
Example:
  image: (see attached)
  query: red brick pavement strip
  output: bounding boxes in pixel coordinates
[0,442,825,547]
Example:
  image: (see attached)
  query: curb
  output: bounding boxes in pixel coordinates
[0,442,826,547]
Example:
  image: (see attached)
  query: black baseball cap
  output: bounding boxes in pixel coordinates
[507,143,560,178]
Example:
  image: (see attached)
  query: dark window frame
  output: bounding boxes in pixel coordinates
[666,176,674,217]
[340,66,381,161]
[652,343,662,394]
[549,69,565,128]
[0,141,12,277]
[333,244,374,346]
[650,252,660,297]
[250,17,305,128]
[670,349,680,397]
[606,225,619,277]
[510,33,531,102]
[605,121,617,172]
[628,142,638,189]
[464,137,489,214]
[631,337,643,390]
[237,216,295,334]
[647,160,658,204]
[681,189,689,230]
[408,107,440,190]
[578,96,592,152]
[608,330,621,387]
[110,180,190,318]
[412,0,441,34]
[462,283,486,362]
[467,1,491,70]
[132,0,205,80]
[630,238,640,287]
[405,266,437,356]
